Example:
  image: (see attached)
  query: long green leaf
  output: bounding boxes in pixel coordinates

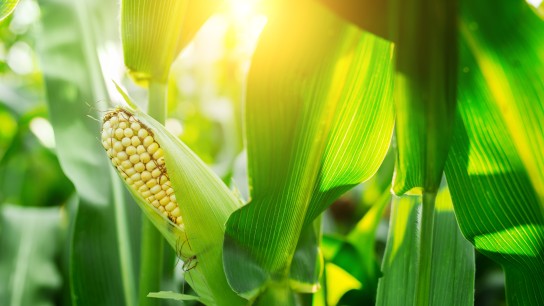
[0,205,63,306]
[0,0,19,22]
[388,1,458,303]
[446,1,544,305]
[390,0,457,195]
[37,0,139,305]
[376,188,475,306]
[223,1,394,300]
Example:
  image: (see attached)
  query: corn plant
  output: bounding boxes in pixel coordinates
[0,0,542,305]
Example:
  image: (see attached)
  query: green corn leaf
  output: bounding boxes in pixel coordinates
[147,291,200,302]
[223,1,394,300]
[390,0,458,195]
[37,0,140,305]
[121,0,220,85]
[318,0,389,40]
[376,188,475,306]
[0,205,63,306]
[0,0,19,22]
[112,104,246,306]
[445,1,544,304]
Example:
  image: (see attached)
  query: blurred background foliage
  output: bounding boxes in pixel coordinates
[1,0,543,305]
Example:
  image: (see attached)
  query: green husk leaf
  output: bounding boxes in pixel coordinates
[445,1,544,304]
[223,1,394,299]
[0,0,19,22]
[111,103,245,306]
[376,188,475,306]
[0,205,63,306]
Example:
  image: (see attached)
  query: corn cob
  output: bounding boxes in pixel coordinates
[101,108,182,225]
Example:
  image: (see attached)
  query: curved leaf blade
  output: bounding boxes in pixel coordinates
[446,2,544,304]
[224,1,394,298]
[0,0,19,22]
[37,0,139,305]
[390,0,458,195]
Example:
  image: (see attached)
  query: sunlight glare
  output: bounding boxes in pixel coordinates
[526,0,543,8]
[30,117,56,149]
[227,0,256,19]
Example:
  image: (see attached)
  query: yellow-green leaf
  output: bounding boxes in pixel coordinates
[0,0,19,22]
[376,188,475,306]
[223,0,394,300]
[446,1,544,304]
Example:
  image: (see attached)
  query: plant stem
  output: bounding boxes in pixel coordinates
[112,167,137,306]
[415,192,437,306]
[138,80,167,306]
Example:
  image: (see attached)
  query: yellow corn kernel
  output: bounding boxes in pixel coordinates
[101,108,182,225]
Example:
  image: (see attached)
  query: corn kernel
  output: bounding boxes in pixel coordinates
[121,160,132,170]
[121,137,131,147]
[141,171,152,182]
[134,181,144,189]
[147,143,159,155]
[152,169,162,178]
[134,162,145,172]
[153,148,163,159]
[131,136,141,147]
[138,185,148,193]
[131,122,141,131]
[146,161,157,171]
[126,146,137,156]
[129,154,140,164]
[165,202,176,212]
[138,128,148,139]
[146,179,157,188]
[125,168,136,176]
[114,128,124,140]
[160,196,170,207]
[113,141,124,152]
[140,152,151,163]
[155,190,166,200]
[150,185,161,194]
[143,136,154,147]
[172,207,180,217]
[117,152,128,161]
